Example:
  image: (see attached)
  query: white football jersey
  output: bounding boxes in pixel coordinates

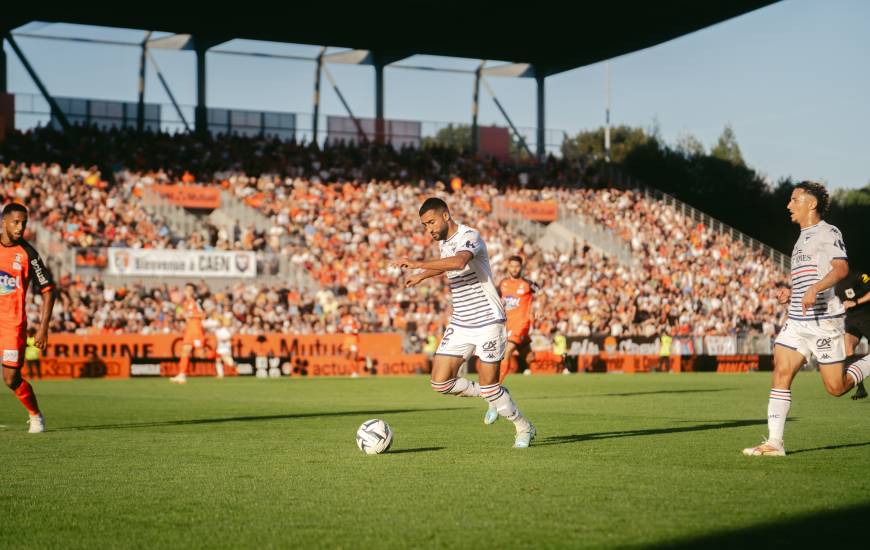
[788,221,848,321]
[438,224,505,328]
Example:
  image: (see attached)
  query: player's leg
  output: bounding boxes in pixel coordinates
[3,364,43,433]
[815,319,868,396]
[476,325,535,448]
[430,326,480,397]
[843,331,867,400]
[171,342,193,383]
[742,343,805,456]
[485,340,518,425]
[430,354,479,396]
[516,338,535,374]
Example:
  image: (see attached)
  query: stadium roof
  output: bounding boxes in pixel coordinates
[4,1,778,76]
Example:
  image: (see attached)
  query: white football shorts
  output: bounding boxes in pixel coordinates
[435,322,507,363]
[775,317,846,364]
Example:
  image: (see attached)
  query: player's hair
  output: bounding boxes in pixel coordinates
[795,181,830,215]
[419,197,449,216]
[508,255,524,265]
[2,203,28,217]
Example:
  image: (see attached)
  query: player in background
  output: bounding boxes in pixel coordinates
[484,255,539,425]
[170,283,205,384]
[394,198,536,448]
[743,182,870,457]
[203,313,233,378]
[340,307,366,374]
[1,203,56,433]
[835,267,870,399]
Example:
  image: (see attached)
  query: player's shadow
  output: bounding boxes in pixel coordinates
[56,408,463,432]
[388,447,445,454]
[523,389,735,401]
[787,441,870,455]
[593,388,736,398]
[652,501,870,548]
[538,419,768,446]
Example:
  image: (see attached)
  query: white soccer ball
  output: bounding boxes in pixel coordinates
[356,419,393,455]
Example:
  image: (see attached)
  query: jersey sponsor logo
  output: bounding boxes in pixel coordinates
[12,262,21,271]
[816,338,832,350]
[0,271,19,295]
[516,286,525,295]
[792,253,813,263]
[504,296,521,309]
[30,259,49,286]
[464,240,476,249]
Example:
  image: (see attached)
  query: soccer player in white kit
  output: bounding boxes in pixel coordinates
[743,182,870,457]
[393,198,536,448]
[214,315,234,378]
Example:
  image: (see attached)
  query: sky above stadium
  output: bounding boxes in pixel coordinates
[5,0,869,190]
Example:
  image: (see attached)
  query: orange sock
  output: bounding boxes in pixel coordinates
[178,355,190,375]
[14,380,40,416]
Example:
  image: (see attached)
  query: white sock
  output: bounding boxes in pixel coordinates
[215,361,224,378]
[430,378,480,397]
[767,388,791,446]
[481,384,530,432]
[846,356,870,387]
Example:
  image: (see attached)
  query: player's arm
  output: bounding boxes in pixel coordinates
[844,272,870,309]
[395,252,473,273]
[802,258,849,314]
[26,245,57,350]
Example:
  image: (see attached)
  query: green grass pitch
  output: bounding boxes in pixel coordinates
[1,373,868,548]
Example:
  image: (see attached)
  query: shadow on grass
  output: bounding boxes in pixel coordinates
[56,408,464,432]
[523,389,736,401]
[595,388,736,398]
[538,419,767,447]
[388,447,445,455]
[788,441,870,455]
[653,501,870,548]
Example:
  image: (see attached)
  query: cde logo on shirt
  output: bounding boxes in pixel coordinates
[0,271,19,295]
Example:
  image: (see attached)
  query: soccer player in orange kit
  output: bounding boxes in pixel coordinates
[170,283,205,384]
[0,203,56,432]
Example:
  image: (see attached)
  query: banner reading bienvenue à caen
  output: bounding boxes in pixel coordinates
[107,249,257,278]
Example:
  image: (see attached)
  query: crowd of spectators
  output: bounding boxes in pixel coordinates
[7,126,790,345]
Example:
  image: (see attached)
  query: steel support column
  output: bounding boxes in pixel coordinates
[374,57,385,143]
[137,32,152,132]
[471,61,484,153]
[195,41,207,136]
[536,71,545,160]
[312,47,325,144]
[4,32,69,130]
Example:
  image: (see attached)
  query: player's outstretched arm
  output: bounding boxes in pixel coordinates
[392,251,473,274]
[802,258,849,314]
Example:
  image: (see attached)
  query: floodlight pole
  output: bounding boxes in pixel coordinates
[4,32,70,131]
[471,60,485,154]
[137,31,152,133]
[536,71,545,160]
[312,46,326,145]
[195,39,207,137]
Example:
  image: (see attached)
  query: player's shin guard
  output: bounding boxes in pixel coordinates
[481,384,530,432]
[14,380,41,416]
[767,389,791,446]
[430,378,480,397]
[846,356,870,388]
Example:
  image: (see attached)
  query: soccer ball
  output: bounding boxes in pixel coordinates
[356,419,393,455]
